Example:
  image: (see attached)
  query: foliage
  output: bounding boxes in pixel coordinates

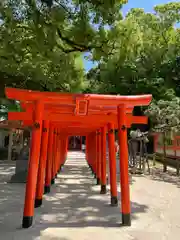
[86,2,180,100]
[145,87,180,173]
[0,99,20,120]
[0,0,128,96]
[0,2,85,95]
[145,89,180,133]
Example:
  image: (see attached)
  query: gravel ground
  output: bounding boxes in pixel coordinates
[0,153,180,240]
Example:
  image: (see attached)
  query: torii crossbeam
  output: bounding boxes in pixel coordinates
[5,87,152,228]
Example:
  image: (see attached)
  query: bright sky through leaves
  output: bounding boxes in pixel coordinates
[84,0,180,71]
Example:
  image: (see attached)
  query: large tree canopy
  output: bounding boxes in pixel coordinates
[0,0,180,106]
[86,2,180,100]
[0,0,128,96]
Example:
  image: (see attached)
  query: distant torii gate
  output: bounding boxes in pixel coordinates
[5,87,152,228]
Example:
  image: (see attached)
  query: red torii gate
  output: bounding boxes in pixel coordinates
[5,87,152,228]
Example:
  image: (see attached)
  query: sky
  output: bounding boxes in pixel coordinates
[84,0,178,72]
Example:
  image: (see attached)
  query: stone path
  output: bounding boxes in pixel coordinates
[0,152,180,239]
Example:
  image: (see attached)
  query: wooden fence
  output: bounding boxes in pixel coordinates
[153,132,180,156]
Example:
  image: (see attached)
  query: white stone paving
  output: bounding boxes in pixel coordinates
[0,152,180,239]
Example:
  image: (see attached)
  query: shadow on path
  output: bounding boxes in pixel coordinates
[148,166,180,188]
[34,153,148,228]
[0,152,148,239]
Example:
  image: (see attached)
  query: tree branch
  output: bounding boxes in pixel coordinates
[56,41,88,53]
[54,0,72,17]
[56,28,109,54]
[57,28,93,51]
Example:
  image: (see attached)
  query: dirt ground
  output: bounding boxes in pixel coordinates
[0,152,180,240]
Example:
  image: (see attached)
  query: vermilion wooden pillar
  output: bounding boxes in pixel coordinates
[54,128,58,179]
[64,136,68,164]
[56,130,61,173]
[85,134,89,164]
[85,135,88,158]
[100,126,107,194]
[93,132,98,178]
[117,105,131,226]
[55,129,60,175]
[59,135,65,172]
[44,124,54,194]
[59,136,67,170]
[86,134,92,170]
[62,137,67,166]
[35,120,50,208]
[93,132,97,179]
[96,130,101,185]
[22,100,43,228]
[51,127,56,185]
[86,133,95,175]
[54,128,58,178]
[57,134,61,172]
[58,131,62,170]
[108,122,118,206]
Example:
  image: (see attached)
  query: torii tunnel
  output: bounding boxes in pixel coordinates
[5,87,152,228]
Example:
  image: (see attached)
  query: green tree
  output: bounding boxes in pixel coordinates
[0,99,20,120]
[146,90,180,133]
[0,2,85,95]
[0,0,127,96]
[145,89,180,172]
[86,2,180,99]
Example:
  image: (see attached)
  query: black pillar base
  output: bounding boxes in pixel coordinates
[122,213,131,226]
[34,198,42,208]
[111,196,118,206]
[100,185,107,194]
[44,185,50,194]
[94,173,97,179]
[55,173,57,178]
[96,178,100,185]
[22,216,33,228]
[51,178,55,185]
